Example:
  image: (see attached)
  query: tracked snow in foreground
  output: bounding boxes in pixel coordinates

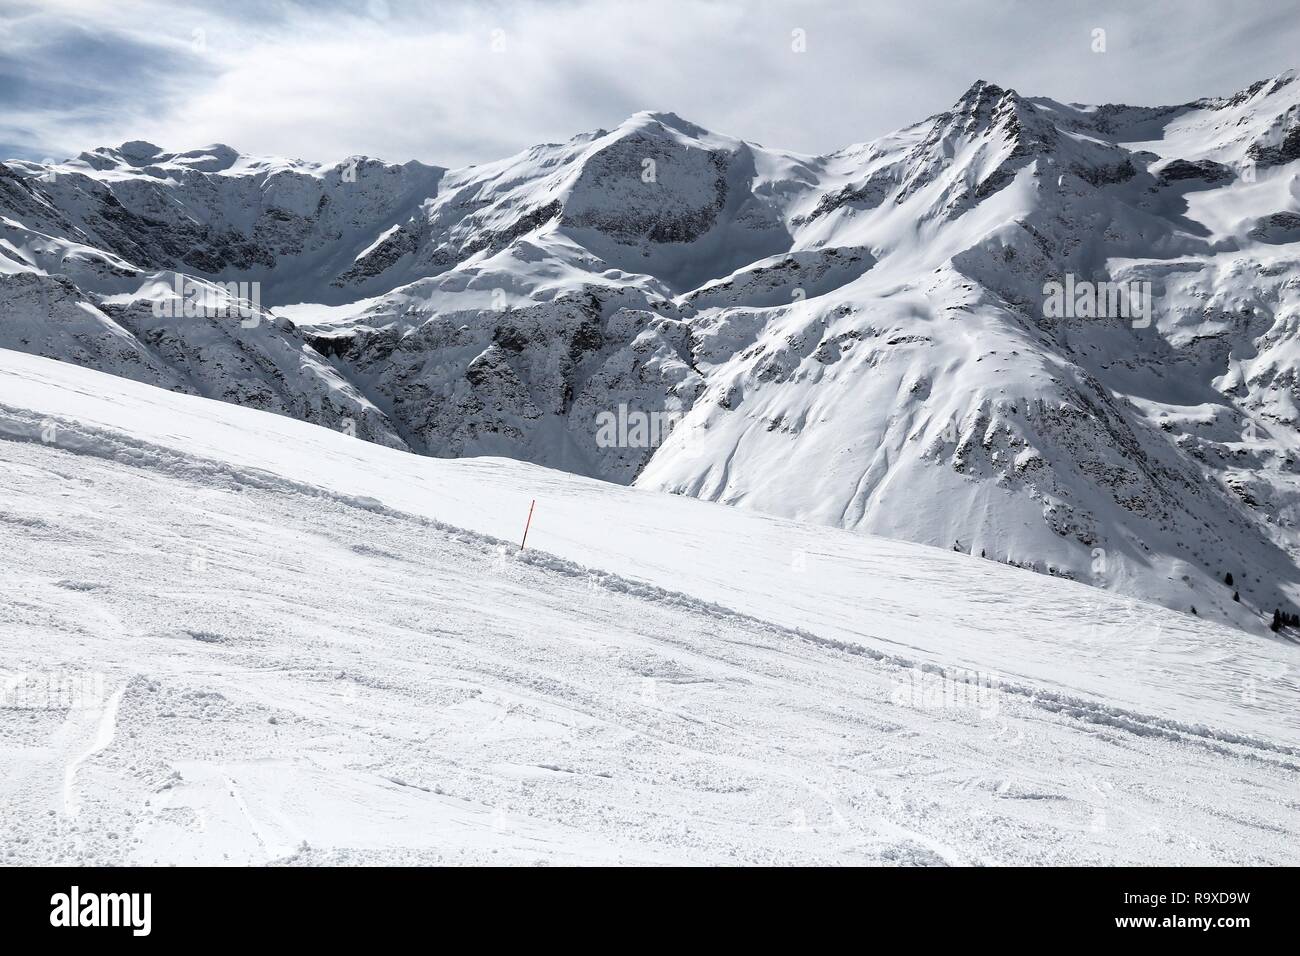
[1,349,1298,865]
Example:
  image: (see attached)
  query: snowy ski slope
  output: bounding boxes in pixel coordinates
[1,349,1298,865]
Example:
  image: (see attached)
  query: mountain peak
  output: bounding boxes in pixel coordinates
[118,140,164,161]
[616,110,712,140]
[1209,67,1300,110]
[943,78,1037,137]
[956,79,1013,106]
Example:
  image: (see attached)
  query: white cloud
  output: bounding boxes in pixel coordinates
[4,0,1299,166]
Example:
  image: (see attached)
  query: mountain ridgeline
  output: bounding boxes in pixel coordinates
[5,73,1300,634]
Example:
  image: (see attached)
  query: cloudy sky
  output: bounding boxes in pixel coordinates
[3,0,1298,167]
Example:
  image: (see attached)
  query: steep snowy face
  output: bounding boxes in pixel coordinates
[335,111,804,297]
[0,145,443,445]
[2,144,447,305]
[4,73,1300,633]
[1106,70,1300,170]
[636,76,1300,633]
[553,112,798,291]
[291,112,811,477]
[0,270,406,448]
[888,80,1118,215]
[297,281,702,479]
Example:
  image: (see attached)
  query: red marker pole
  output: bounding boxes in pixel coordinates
[520,499,536,550]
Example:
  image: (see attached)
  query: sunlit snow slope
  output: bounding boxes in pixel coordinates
[6,74,1300,630]
[1,350,1297,865]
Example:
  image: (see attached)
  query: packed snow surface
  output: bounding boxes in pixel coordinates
[1,350,1297,865]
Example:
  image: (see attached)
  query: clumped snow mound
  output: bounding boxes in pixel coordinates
[5,72,1300,631]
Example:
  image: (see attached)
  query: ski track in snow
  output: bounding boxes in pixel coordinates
[62,684,126,820]
[1,368,1299,865]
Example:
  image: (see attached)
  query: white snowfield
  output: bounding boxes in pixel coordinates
[1,349,1298,865]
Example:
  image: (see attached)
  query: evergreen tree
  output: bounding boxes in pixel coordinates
[1272,609,1282,632]
[1233,590,1240,602]
[1224,572,1234,586]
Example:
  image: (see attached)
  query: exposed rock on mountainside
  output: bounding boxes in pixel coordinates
[5,72,1300,633]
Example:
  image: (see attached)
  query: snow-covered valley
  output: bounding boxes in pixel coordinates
[1,350,1298,865]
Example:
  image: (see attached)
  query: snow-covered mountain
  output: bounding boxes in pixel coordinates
[6,73,1300,633]
[3,350,1297,865]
